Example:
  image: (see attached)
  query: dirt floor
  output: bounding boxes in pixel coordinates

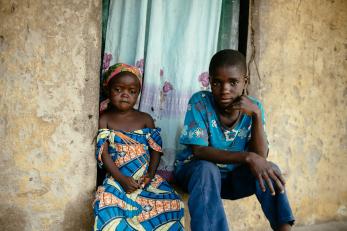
[293,221,347,231]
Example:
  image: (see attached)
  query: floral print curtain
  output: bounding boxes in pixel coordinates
[101,0,239,180]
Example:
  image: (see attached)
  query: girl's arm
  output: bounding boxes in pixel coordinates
[147,150,161,178]
[99,114,140,193]
[101,142,140,193]
[144,114,162,179]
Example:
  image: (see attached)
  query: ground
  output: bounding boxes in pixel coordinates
[293,221,347,231]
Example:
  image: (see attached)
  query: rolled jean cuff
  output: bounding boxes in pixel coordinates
[272,216,295,229]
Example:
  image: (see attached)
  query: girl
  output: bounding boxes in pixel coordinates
[174,50,294,231]
[93,63,184,231]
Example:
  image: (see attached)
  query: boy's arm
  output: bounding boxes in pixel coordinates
[231,96,268,158]
[184,94,282,194]
[191,145,284,195]
[191,145,249,163]
[247,106,268,158]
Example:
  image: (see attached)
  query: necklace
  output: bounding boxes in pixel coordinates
[219,110,241,130]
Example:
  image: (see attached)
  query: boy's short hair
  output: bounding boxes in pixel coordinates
[209,49,247,76]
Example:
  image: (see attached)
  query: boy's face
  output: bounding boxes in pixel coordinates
[108,73,141,112]
[210,65,247,109]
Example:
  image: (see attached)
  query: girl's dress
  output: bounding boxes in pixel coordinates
[93,128,184,231]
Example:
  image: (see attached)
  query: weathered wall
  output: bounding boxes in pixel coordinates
[0,0,100,230]
[1,0,346,231]
[222,0,347,230]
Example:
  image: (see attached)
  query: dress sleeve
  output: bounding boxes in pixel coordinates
[146,128,163,153]
[179,94,209,146]
[95,129,111,168]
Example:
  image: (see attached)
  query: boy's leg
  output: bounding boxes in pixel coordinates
[174,160,229,231]
[221,164,295,230]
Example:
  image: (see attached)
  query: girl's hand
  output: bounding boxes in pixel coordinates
[138,174,154,188]
[246,152,286,195]
[230,95,260,116]
[119,176,140,194]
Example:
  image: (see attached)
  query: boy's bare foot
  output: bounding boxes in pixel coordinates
[277,224,291,231]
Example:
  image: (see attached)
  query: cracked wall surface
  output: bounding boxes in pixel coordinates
[0,0,100,230]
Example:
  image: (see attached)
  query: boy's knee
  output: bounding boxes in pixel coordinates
[269,161,281,173]
[188,160,222,194]
[193,160,221,180]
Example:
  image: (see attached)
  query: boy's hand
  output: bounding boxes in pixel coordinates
[246,152,286,195]
[230,95,260,116]
[119,176,140,194]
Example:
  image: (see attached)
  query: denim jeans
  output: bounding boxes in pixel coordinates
[174,160,295,231]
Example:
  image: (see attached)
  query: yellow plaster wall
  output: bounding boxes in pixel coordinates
[0,0,100,230]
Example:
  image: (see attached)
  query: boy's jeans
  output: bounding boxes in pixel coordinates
[174,160,295,231]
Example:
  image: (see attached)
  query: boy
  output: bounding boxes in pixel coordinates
[174,50,294,231]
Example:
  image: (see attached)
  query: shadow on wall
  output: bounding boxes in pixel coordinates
[63,194,95,230]
[0,205,27,230]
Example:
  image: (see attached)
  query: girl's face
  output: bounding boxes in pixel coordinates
[210,65,247,109]
[108,73,141,112]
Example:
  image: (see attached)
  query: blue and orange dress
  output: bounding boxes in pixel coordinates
[93,128,184,231]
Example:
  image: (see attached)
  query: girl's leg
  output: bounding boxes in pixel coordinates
[175,160,229,231]
[221,164,295,230]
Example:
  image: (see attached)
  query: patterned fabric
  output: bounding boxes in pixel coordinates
[93,128,184,231]
[102,63,142,91]
[175,91,266,175]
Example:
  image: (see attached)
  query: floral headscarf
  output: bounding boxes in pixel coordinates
[100,63,142,112]
[102,63,142,91]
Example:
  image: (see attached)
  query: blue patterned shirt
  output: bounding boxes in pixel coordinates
[175,91,266,174]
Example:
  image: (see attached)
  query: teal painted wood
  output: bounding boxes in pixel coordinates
[218,0,240,50]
